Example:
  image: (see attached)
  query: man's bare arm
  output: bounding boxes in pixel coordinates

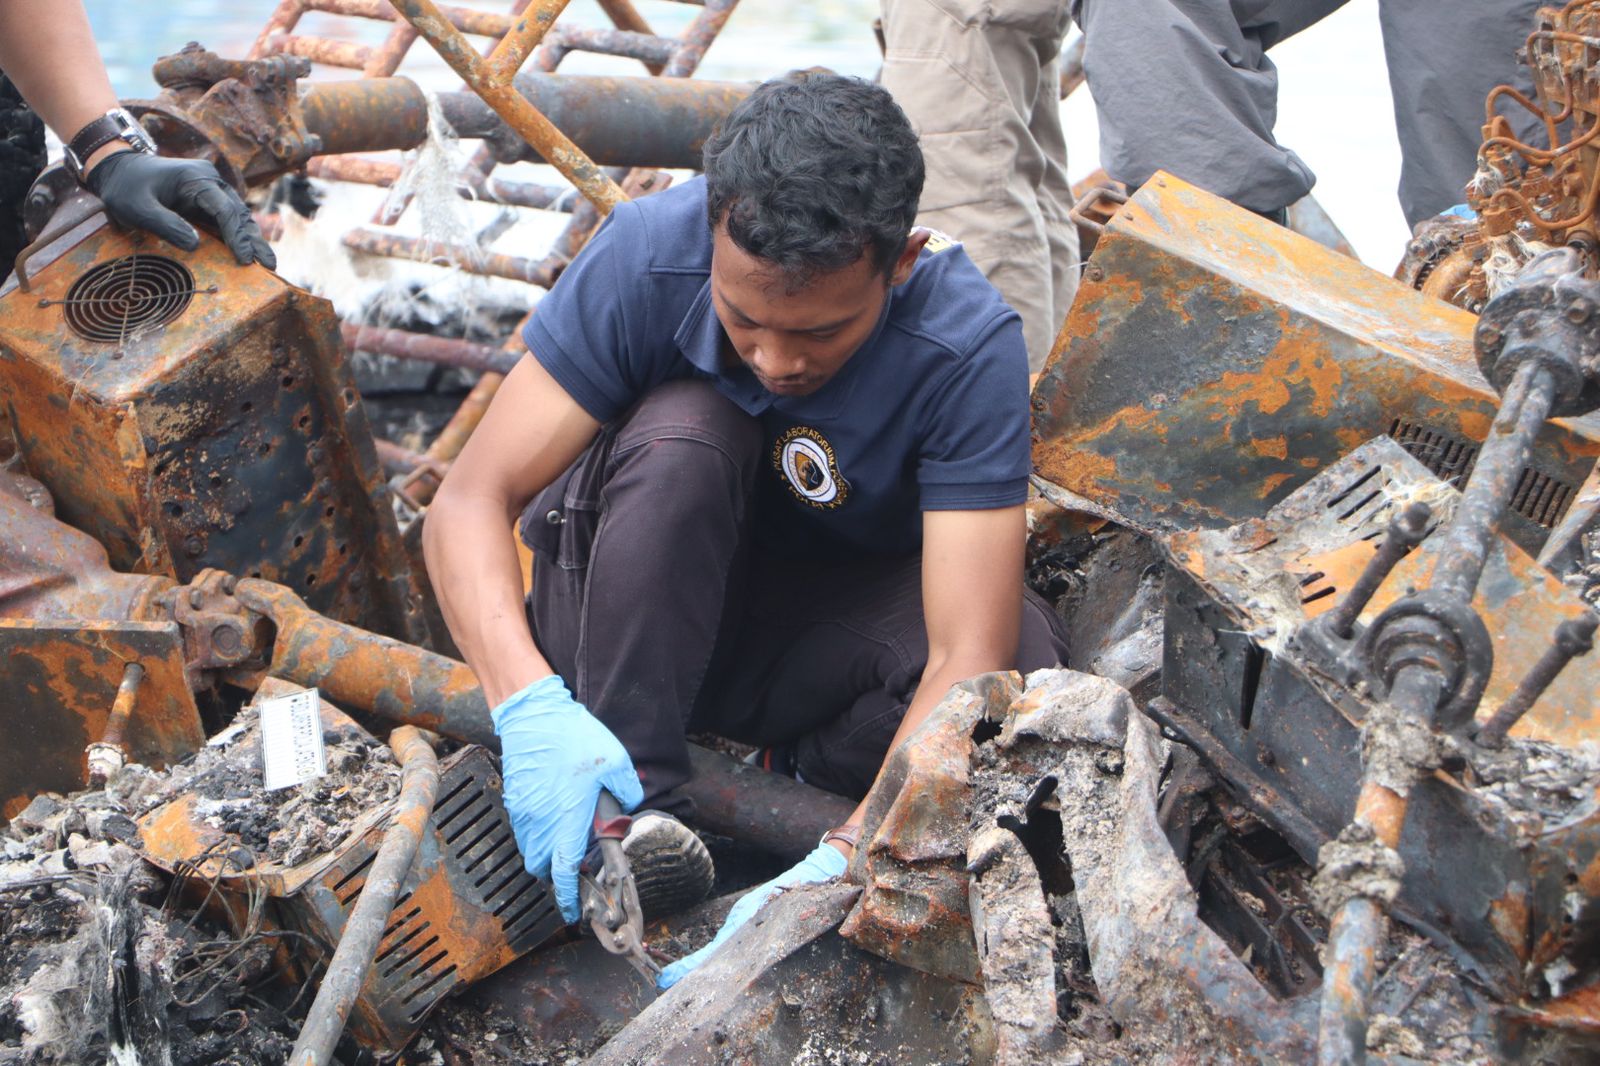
[0,1,121,168]
[422,355,600,708]
[837,504,1025,835]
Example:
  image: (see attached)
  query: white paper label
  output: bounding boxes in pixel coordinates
[260,687,327,791]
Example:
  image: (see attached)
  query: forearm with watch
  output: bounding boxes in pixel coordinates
[0,0,275,267]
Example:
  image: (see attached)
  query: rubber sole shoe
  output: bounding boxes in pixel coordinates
[622,810,715,919]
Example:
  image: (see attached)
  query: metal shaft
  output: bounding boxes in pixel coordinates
[1477,612,1599,747]
[290,726,439,1066]
[1317,664,1443,1066]
[1325,502,1431,638]
[1431,361,1559,600]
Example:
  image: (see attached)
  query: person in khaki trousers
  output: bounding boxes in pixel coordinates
[880,0,1079,374]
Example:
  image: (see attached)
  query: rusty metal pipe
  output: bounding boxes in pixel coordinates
[341,322,519,375]
[289,726,439,1066]
[487,0,571,84]
[233,578,497,746]
[341,229,558,286]
[389,0,626,212]
[1477,612,1599,746]
[1316,664,1443,1066]
[299,76,430,156]
[435,74,750,169]
[85,662,145,787]
[1324,502,1431,638]
[1432,361,1558,601]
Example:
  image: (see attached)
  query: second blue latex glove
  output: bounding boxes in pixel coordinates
[657,841,848,989]
[492,674,643,922]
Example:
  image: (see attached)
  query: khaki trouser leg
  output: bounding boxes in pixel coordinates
[881,0,1079,372]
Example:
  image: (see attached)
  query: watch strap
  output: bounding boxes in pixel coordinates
[65,108,153,181]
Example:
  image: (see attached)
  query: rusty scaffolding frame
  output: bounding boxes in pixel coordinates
[244,0,740,504]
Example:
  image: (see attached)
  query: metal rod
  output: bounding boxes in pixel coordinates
[1476,612,1599,746]
[86,661,145,787]
[1432,361,1559,600]
[341,229,558,286]
[487,0,571,84]
[288,726,439,1066]
[374,438,439,478]
[341,322,519,375]
[1325,502,1432,638]
[389,0,626,212]
[1317,664,1443,1066]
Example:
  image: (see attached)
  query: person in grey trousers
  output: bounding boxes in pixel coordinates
[1073,0,1545,229]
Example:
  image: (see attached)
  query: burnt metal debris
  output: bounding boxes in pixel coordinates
[1,2,1599,1065]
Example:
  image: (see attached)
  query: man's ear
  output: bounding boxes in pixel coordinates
[888,229,931,287]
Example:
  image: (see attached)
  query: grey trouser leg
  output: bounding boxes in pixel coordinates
[881,0,1080,372]
[1075,0,1342,215]
[1077,0,1545,226]
[1377,0,1544,227]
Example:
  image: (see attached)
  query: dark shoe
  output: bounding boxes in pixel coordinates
[622,810,714,919]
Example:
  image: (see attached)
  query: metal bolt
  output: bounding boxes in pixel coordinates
[212,625,242,656]
[221,575,238,594]
[1567,299,1593,324]
[183,535,204,558]
[1085,264,1105,283]
[188,588,205,609]
[1478,323,1502,347]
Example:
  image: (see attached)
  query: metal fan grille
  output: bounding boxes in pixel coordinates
[59,254,195,343]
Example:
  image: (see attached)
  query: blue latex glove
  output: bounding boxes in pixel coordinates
[492,675,643,923]
[657,842,848,989]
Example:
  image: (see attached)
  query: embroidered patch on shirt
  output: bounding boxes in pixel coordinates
[920,227,961,255]
[774,426,850,509]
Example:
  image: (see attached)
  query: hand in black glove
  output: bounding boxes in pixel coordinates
[85,150,276,269]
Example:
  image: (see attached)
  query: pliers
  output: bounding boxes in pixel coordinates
[578,790,661,984]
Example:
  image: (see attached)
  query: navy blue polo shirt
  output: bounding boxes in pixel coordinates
[522,177,1030,559]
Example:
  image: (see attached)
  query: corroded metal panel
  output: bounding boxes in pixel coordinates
[0,222,424,642]
[0,619,200,819]
[1033,173,1600,556]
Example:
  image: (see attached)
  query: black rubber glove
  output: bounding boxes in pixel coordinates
[85,151,276,269]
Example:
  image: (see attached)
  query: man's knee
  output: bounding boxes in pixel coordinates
[612,380,762,483]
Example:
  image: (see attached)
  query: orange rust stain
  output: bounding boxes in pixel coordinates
[1261,472,1294,496]
[1487,890,1531,962]
[1252,436,1289,460]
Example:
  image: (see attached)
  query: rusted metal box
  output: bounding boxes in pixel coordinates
[0,220,425,643]
[1033,173,1600,561]
[138,699,562,1055]
[1158,437,1600,998]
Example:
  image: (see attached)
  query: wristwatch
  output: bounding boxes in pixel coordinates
[64,107,156,182]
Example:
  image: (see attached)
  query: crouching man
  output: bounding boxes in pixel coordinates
[422,71,1067,987]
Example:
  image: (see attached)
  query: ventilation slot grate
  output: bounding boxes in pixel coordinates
[1387,418,1576,529]
[56,254,197,343]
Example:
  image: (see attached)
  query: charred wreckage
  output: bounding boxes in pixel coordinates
[0,1,1598,1064]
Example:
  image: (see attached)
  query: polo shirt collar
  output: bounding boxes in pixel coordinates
[672,278,894,419]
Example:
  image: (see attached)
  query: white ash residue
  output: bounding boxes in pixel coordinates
[136,704,401,869]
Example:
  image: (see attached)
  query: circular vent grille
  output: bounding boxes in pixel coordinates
[61,254,195,343]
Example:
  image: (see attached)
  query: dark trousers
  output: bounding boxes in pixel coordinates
[520,380,1067,815]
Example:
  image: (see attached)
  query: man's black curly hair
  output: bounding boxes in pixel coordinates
[703,71,925,285]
